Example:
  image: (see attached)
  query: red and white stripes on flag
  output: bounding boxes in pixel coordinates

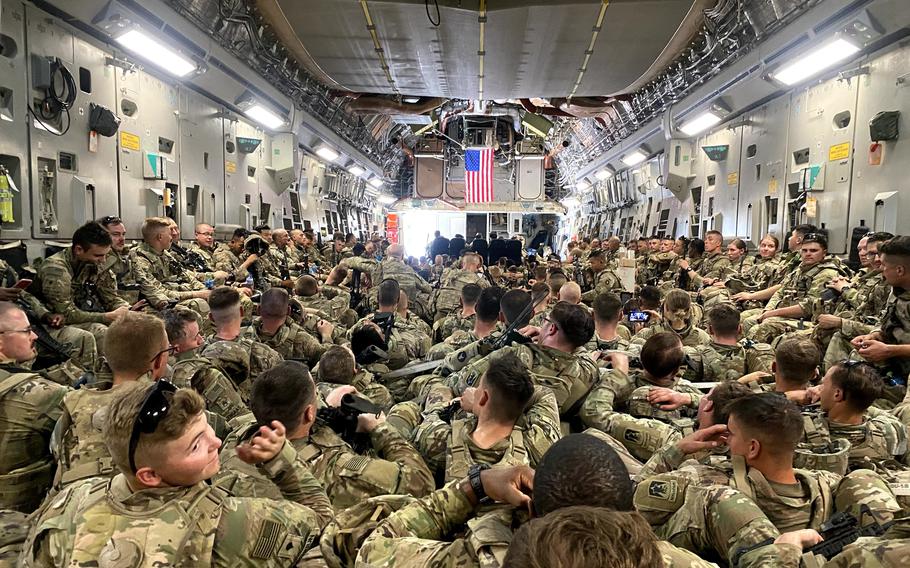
[464,147,494,203]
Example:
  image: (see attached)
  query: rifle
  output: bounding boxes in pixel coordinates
[183,248,213,273]
[315,393,382,454]
[573,257,588,292]
[372,311,395,343]
[732,504,891,567]
[15,298,75,368]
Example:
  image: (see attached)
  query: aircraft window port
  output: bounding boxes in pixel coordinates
[225,140,235,154]
[833,110,851,129]
[0,34,17,59]
[120,98,138,117]
[707,175,716,186]
[79,67,91,94]
[746,144,757,158]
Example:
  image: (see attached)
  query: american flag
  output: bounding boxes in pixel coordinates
[464,147,494,203]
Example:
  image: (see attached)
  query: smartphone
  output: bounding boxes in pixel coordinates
[13,279,32,290]
[628,310,650,323]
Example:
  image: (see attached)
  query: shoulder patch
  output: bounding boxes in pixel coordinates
[251,519,283,559]
[457,350,467,363]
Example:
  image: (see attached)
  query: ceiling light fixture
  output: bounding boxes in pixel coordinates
[244,104,286,130]
[771,37,861,86]
[315,146,340,162]
[369,178,384,188]
[679,110,723,136]
[348,165,365,176]
[575,180,591,191]
[378,194,396,205]
[561,196,580,209]
[594,167,614,180]
[114,28,197,77]
[621,149,647,166]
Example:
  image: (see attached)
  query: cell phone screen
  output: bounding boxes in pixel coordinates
[14,279,32,290]
[628,310,650,322]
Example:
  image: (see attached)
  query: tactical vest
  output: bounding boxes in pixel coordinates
[319,494,416,568]
[773,261,846,309]
[55,386,120,487]
[49,478,224,567]
[0,372,56,511]
[172,356,248,421]
[795,415,851,475]
[730,455,833,532]
[445,419,529,483]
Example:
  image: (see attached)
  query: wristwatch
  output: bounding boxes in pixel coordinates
[468,463,491,504]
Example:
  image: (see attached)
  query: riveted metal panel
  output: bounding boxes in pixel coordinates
[0,1,31,239]
[177,88,225,230]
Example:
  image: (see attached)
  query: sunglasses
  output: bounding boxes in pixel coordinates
[128,380,178,473]
[100,216,122,226]
[150,344,178,362]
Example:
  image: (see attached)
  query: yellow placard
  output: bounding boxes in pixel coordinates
[806,196,818,219]
[768,178,779,195]
[727,171,739,186]
[225,160,237,174]
[828,142,850,161]
[119,131,140,151]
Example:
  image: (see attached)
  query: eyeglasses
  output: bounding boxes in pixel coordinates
[0,325,35,335]
[100,216,122,226]
[128,380,178,473]
[150,344,178,362]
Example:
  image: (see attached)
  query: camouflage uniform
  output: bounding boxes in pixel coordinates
[369,257,434,317]
[212,245,251,283]
[636,456,901,535]
[171,351,249,421]
[632,320,712,349]
[322,245,353,267]
[823,517,910,567]
[432,311,476,343]
[407,387,561,479]
[242,318,328,367]
[686,250,732,289]
[743,259,846,343]
[580,368,704,461]
[200,336,282,401]
[38,248,128,351]
[582,330,634,354]
[315,369,394,411]
[21,441,332,567]
[799,409,908,470]
[102,247,140,304]
[215,414,434,511]
[0,365,68,512]
[50,377,127,489]
[186,242,217,271]
[425,329,484,361]
[447,342,602,419]
[350,313,432,376]
[0,260,97,371]
[320,284,351,307]
[297,292,347,323]
[130,242,209,313]
[432,268,489,319]
[581,266,623,303]
[682,339,774,383]
[261,244,293,286]
[357,479,761,568]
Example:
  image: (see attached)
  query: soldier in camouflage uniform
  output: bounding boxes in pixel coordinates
[163,308,249,422]
[359,244,432,318]
[635,394,900,548]
[0,258,96,373]
[204,287,281,401]
[632,289,711,349]
[214,361,434,511]
[323,234,353,266]
[99,216,141,304]
[444,302,599,422]
[432,252,488,320]
[797,361,907,472]
[822,516,910,567]
[425,286,503,362]
[403,354,561,481]
[51,312,172,489]
[259,228,295,288]
[312,345,393,410]
[682,304,773,384]
[21,380,333,567]
[677,231,731,292]
[0,303,69,512]
[130,217,211,313]
[580,250,622,304]
[295,274,350,322]
[212,227,259,283]
[584,292,633,354]
[432,282,481,342]
[358,434,789,568]
[699,238,756,308]
[743,233,847,344]
[243,288,332,367]
[37,221,131,354]
[185,223,221,274]
[821,233,900,370]
[581,333,705,461]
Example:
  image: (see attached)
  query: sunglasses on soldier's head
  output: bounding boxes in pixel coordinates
[100,216,122,226]
[128,380,178,473]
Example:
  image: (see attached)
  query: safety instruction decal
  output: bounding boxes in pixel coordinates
[120,131,141,151]
[828,142,850,161]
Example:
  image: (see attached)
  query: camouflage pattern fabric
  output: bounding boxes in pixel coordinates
[0,367,68,512]
[682,339,774,383]
[433,268,488,319]
[580,266,622,303]
[243,318,328,367]
[212,245,251,283]
[130,242,207,306]
[171,354,250,421]
[432,311,476,343]
[632,321,712,349]
[38,247,128,325]
[216,415,434,511]
[200,336,282,400]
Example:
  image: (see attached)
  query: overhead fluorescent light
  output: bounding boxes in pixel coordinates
[378,194,396,204]
[348,165,365,176]
[575,180,591,191]
[771,37,861,86]
[403,97,421,103]
[679,110,723,136]
[369,178,384,188]
[621,150,647,166]
[561,196,580,209]
[517,154,545,161]
[115,29,197,77]
[414,153,443,158]
[594,168,613,180]
[244,104,286,130]
[316,146,339,162]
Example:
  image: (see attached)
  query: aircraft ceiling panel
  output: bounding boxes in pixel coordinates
[272,0,697,99]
